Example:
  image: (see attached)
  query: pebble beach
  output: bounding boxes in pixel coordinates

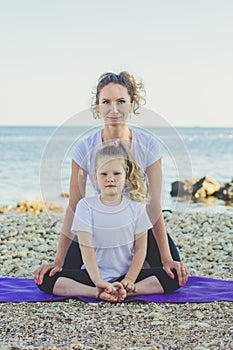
[0,210,233,349]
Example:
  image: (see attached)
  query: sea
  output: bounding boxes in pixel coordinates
[0,125,232,214]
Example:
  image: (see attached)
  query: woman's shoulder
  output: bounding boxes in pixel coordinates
[74,128,102,149]
[132,129,161,157]
[132,128,159,145]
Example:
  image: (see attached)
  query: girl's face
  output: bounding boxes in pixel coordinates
[98,83,133,126]
[95,157,126,202]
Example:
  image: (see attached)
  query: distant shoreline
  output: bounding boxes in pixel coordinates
[1,125,233,128]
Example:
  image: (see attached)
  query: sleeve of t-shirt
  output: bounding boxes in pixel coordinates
[71,199,93,234]
[72,139,89,171]
[146,136,162,167]
[134,203,152,235]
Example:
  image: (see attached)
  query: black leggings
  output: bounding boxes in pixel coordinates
[63,229,181,269]
[38,229,181,295]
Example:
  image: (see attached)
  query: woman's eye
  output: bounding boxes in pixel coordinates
[118,100,125,104]
[102,101,109,104]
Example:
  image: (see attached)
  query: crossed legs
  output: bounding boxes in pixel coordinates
[53,275,164,302]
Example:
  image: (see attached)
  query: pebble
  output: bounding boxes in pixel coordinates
[0,210,232,349]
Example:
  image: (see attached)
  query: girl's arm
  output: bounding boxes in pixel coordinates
[121,232,147,292]
[146,159,188,287]
[34,160,87,284]
[78,231,118,297]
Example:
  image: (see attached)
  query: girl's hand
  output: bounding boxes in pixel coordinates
[95,279,117,299]
[162,260,188,287]
[95,280,127,302]
[34,262,62,285]
[120,278,136,293]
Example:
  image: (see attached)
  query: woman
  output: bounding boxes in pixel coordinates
[34,71,188,294]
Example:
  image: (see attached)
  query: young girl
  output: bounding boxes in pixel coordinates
[38,142,173,302]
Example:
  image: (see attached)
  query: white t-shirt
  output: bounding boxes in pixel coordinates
[71,195,152,282]
[72,128,161,193]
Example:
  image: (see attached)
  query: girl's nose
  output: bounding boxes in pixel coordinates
[107,173,114,181]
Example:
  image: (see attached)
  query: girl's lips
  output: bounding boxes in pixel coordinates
[105,185,116,188]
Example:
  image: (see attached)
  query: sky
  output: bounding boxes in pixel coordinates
[0,0,232,127]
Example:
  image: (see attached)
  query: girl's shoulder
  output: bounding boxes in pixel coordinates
[79,195,99,207]
[127,197,147,211]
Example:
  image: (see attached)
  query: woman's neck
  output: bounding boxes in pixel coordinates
[102,125,132,143]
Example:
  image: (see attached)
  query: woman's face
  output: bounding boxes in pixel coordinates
[98,83,133,126]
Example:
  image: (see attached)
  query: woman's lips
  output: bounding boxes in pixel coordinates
[107,116,121,122]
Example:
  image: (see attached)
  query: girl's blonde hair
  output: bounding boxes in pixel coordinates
[95,141,149,203]
[92,71,146,119]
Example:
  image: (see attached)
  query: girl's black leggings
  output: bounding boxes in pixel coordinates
[38,229,181,295]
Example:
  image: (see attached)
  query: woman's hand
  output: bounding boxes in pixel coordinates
[120,278,136,293]
[162,260,188,287]
[34,262,62,285]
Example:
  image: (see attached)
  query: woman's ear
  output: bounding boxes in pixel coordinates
[94,172,98,184]
[130,101,134,113]
[96,104,101,119]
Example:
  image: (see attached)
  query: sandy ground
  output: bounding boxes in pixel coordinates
[0,210,232,349]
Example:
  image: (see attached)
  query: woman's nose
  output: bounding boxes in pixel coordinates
[110,102,118,113]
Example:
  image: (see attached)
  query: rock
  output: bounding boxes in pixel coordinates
[192,176,221,198]
[0,200,64,215]
[60,192,69,198]
[171,176,222,200]
[214,180,233,201]
[170,179,197,197]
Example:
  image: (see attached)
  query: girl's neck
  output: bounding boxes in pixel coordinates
[102,125,132,143]
[100,194,123,206]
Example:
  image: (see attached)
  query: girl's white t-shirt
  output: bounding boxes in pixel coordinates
[71,195,152,282]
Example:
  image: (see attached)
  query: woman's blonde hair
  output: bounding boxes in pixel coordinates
[92,71,146,119]
[95,141,149,203]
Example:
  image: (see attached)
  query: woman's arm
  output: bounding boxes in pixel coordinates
[34,160,87,284]
[53,161,87,265]
[146,159,188,286]
[121,232,147,292]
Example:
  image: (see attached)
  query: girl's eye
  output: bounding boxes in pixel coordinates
[100,172,107,176]
[114,172,121,175]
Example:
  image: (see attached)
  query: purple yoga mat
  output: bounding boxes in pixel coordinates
[0,276,232,303]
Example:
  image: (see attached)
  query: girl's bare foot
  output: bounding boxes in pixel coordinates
[113,282,127,302]
[99,290,118,302]
[99,282,127,302]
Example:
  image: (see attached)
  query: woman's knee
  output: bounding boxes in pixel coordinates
[137,268,180,294]
[37,271,62,295]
